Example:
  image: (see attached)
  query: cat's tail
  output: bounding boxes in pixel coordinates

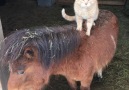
[61,8,75,21]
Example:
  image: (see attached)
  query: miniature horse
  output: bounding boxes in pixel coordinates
[0,10,118,90]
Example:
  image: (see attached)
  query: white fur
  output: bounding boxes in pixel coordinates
[62,8,66,18]
[110,35,116,49]
[97,69,103,78]
[87,3,91,7]
[81,3,86,8]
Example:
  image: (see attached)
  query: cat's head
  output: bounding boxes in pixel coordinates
[76,0,96,8]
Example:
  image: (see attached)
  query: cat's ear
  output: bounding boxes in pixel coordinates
[90,0,95,4]
[91,1,94,4]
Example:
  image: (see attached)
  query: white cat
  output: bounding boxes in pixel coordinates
[62,0,99,36]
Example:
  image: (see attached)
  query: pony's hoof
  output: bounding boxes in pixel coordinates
[80,86,90,90]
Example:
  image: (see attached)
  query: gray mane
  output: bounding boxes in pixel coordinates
[0,26,81,67]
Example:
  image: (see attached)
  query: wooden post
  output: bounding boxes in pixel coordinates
[0,19,4,41]
[0,82,2,90]
[0,19,4,90]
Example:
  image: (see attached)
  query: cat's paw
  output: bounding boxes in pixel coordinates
[93,22,95,26]
[76,27,82,31]
[86,32,90,36]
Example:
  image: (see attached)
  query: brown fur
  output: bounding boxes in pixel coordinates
[8,10,119,90]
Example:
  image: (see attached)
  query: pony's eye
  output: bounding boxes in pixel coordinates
[17,65,25,75]
[17,70,24,75]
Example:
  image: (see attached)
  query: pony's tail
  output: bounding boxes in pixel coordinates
[61,8,75,21]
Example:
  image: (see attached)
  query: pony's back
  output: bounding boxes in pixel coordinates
[50,10,118,90]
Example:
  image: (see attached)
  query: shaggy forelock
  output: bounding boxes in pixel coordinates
[0,26,81,68]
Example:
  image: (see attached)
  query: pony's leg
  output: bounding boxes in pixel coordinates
[86,19,94,36]
[66,78,77,90]
[80,86,90,90]
[76,16,83,31]
[80,75,93,90]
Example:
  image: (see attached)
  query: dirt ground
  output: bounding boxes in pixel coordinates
[0,0,129,90]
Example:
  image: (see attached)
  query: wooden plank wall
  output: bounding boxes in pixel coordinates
[99,0,126,5]
[56,0,127,5]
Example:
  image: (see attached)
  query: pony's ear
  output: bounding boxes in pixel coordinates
[23,47,37,59]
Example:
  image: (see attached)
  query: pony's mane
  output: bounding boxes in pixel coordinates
[0,26,81,67]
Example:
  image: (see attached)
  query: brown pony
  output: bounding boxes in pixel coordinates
[0,10,118,90]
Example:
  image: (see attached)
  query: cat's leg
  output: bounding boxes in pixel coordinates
[93,22,95,26]
[86,19,94,36]
[76,16,83,31]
